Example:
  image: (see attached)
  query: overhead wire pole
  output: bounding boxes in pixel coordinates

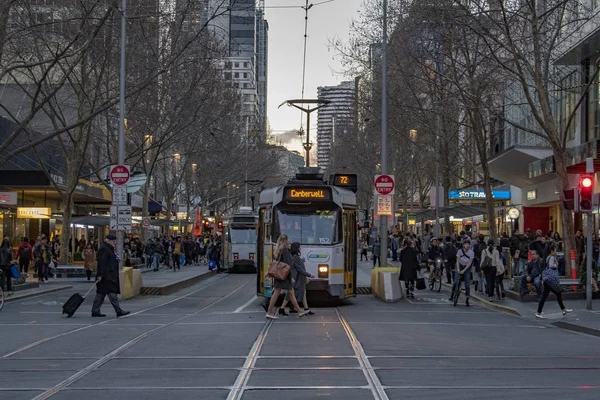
[117,0,127,264]
[379,0,388,267]
[245,116,249,206]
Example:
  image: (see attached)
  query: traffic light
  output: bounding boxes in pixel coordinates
[579,174,594,212]
[563,189,580,212]
[217,221,223,229]
[204,220,210,228]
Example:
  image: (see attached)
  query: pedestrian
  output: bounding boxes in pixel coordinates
[449,239,474,307]
[360,239,368,261]
[443,236,456,284]
[91,234,130,318]
[480,239,500,302]
[172,236,182,271]
[536,246,572,318]
[391,235,399,261]
[520,249,543,300]
[0,238,14,296]
[399,239,419,299]
[280,242,314,315]
[16,237,33,275]
[266,234,308,319]
[82,243,95,281]
[372,238,381,268]
[34,237,50,282]
[495,245,506,300]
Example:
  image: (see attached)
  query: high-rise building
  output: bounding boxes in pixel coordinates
[316,81,355,171]
[255,4,269,143]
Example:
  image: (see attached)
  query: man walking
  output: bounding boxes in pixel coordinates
[91,234,130,318]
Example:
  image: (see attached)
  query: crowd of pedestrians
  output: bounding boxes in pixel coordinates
[142,234,223,272]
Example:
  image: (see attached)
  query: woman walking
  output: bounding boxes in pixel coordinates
[82,243,95,281]
[481,239,501,301]
[495,245,506,300]
[399,239,419,299]
[536,246,572,318]
[0,238,14,296]
[266,234,308,319]
[279,242,314,315]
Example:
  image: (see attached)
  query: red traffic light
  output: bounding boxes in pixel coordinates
[217,221,223,228]
[580,177,593,188]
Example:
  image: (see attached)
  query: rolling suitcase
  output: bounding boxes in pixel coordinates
[62,282,96,317]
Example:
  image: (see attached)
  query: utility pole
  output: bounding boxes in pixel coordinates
[379,0,388,267]
[116,0,127,264]
[245,116,249,206]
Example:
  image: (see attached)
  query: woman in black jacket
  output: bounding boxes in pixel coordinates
[0,238,14,295]
[399,239,419,299]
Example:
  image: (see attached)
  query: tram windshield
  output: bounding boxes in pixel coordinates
[274,207,342,245]
[230,228,256,244]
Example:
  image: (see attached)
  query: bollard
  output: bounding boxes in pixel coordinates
[570,249,577,291]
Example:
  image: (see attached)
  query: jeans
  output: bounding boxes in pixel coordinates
[445,261,455,283]
[516,258,526,275]
[537,281,565,314]
[496,273,505,297]
[373,256,380,267]
[452,269,471,298]
[404,279,414,294]
[146,254,152,268]
[392,249,398,261]
[92,292,124,315]
[152,253,160,271]
[37,262,48,281]
[476,269,485,293]
[520,275,541,297]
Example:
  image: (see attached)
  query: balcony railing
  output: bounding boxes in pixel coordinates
[529,156,555,178]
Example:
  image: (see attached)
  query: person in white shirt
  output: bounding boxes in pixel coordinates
[450,240,474,307]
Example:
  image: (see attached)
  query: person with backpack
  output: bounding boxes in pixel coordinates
[480,239,501,302]
[443,236,456,284]
[473,235,487,294]
[16,237,33,274]
[536,246,572,318]
[0,238,14,296]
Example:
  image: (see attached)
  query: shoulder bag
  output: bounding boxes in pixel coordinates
[267,252,291,281]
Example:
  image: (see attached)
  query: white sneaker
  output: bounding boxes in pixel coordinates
[298,310,309,318]
[535,312,545,319]
[562,309,573,315]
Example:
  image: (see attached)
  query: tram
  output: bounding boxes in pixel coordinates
[256,168,358,301]
[222,206,258,273]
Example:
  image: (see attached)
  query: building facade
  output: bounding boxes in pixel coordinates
[316,81,355,171]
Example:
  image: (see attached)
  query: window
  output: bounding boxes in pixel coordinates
[273,207,342,245]
[229,228,256,244]
[234,62,239,68]
[234,72,239,78]
[243,72,248,79]
[244,62,249,68]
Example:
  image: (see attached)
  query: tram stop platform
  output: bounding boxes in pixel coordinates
[140,265,217,296]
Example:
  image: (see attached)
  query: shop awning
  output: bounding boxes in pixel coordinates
[71,215,110,226]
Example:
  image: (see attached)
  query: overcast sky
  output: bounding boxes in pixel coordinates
[264,0,363,152]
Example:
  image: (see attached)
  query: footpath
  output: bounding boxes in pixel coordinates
[357,253,600,337]
[5,262,216,303]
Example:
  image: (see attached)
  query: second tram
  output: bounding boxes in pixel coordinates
[222,207,258,273]
[256,168,357,301]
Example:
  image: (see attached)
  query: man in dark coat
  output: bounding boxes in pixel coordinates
[91,234,130,318]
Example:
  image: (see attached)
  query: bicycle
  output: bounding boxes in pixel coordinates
[429,258,442,292]
[453,273,465,307]
[0,269,5,312]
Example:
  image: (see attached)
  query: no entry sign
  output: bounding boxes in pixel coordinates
[110,165,130,186]
[374,174,395,195]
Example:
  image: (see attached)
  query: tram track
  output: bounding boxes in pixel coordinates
[29,275,254,400]
[1,272,233,359]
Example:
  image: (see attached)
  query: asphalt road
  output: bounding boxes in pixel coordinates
[1,263,599,400]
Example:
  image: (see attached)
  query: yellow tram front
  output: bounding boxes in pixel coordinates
[256,168,357,301]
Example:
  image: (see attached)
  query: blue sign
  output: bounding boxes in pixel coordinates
[448,190,510,200]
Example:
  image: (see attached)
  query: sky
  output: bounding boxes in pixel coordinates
[264,0,364,153]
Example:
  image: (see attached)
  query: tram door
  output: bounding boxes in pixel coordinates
[343,209,357,297]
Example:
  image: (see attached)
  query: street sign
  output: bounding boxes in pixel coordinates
[374,174,395,195]
[110,165,130,186]
[377,194,393,216]
[142,217,151,228]
[112,186,128,205]
[110,205,131,230]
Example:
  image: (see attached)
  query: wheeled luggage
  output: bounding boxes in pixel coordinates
[62,282,96,317]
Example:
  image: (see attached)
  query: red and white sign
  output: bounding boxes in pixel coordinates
[110,165,130,186]
[374,174,395,195]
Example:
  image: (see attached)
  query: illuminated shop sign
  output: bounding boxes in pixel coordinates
[448,190,510,200]
[17,207,51,219]
[0,192,17,205]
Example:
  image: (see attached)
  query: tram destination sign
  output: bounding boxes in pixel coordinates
[284,187,332,201]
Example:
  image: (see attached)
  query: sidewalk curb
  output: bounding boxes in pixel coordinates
[141,269,217,296]
[551,321,600,337]
[441,282,522,316]
[5,285,73,303]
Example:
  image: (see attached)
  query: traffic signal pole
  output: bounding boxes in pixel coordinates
[584,158,594,310]
[379,0,388,267]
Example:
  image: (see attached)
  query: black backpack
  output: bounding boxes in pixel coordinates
[20,246,31,261]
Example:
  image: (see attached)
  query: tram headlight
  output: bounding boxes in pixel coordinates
[318,264,329,279]
[233,253,239,260]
